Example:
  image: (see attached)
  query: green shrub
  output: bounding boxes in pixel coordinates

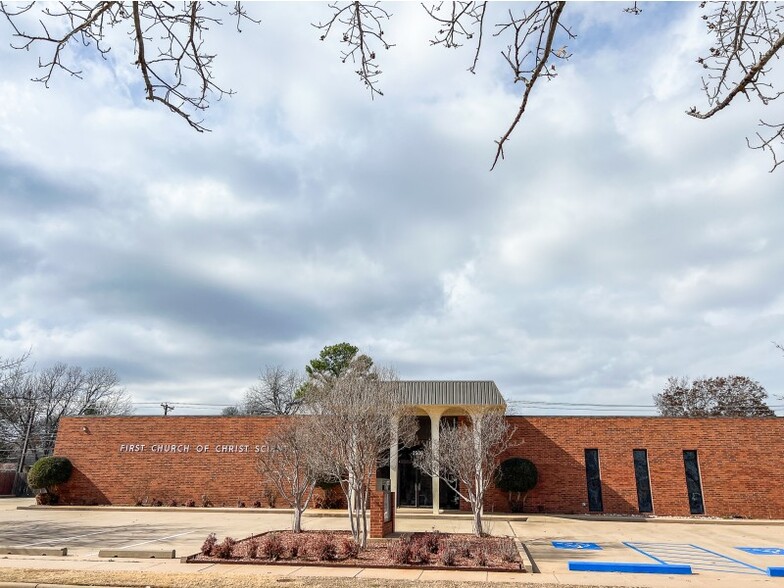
[495,458,538,512]
[27,457,73,494]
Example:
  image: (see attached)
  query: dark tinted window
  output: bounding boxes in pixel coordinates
[584,449,603,512]
[683,450,704,514]
[633,449,653,513]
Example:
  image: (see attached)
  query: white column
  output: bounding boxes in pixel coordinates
[430,408,443,515]
[390,417,399,506]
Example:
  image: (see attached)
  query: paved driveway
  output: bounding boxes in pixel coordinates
[0,498,351,558]
[3,498,784,586]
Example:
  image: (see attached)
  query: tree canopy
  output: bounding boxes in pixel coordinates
[305,342,373,388]
[2,2,783,170]
[0,355,132,463]
[653,375,775,417]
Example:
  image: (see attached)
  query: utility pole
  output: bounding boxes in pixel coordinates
[160,403,175,416]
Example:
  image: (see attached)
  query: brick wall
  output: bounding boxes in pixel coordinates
[54,416,288,507]
[481,416,784,519]
[54,415,784,519]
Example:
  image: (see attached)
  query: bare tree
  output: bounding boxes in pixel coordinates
[305,362,416,548]
[654,375,775,417]
[0,359,133,459]
[256,418,318,533]
[243,365,303,416]
[413,410,514,536]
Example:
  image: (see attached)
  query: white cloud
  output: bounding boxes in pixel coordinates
[0,3,782,415]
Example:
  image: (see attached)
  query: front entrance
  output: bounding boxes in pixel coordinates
[398,454,461,509]
[396,414,461,510]
[398,455,432,508]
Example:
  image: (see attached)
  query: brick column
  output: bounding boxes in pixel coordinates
[369,490,395,538]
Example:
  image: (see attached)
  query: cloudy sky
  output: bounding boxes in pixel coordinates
[1,2,782,416]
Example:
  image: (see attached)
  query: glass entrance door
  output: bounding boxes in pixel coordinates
[398,456,432,508]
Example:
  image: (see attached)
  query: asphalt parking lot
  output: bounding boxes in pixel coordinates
[2,498,784,586]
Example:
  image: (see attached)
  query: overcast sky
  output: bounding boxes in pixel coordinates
[1,2,782,416]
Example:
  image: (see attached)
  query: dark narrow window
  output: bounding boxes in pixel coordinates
[633,449,653,513]
[683,450,704,514]
[584,449,603,512]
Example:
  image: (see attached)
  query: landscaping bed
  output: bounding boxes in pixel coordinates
[186,530,524,572]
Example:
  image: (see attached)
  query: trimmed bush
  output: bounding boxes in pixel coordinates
[439,542,458,566]
[259,532,285,561]
[388,537,412,565]
[214,536,236,559]
[340,536,360,559]
[27,457,73,496]
[247,537,259,559]
[201,532,217,556]
[476,544,489,567]
[458,539,472,558]
[499,540,518,563]
[309,533,338,561]
[409,536,431,564]
[288,535,303,559]
[420,531,441,554]
[495,458,538,512]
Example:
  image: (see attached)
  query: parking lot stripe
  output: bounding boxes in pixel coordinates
[117,530,195,549]
[20,528,115,547]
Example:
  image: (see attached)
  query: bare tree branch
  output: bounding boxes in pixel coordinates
[0,1,259,132]
[491,1,571,170]
[687,2,784,171]
[422,2,487,73]
[315,1,394,99]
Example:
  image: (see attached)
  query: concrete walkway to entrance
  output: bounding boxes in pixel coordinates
[2,498,784,587]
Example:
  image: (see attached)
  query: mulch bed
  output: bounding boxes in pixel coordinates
[186,530,524,572]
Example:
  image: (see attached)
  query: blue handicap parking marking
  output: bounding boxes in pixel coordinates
[624,542,768,575]
[737,547,784,556]
[552,541,602,550]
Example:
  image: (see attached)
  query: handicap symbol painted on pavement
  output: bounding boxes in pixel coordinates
[552,541,602,550]
[736,547,784,556]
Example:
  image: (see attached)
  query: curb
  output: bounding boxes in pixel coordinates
[548,514,784,526]
[0,584,136,588]
[17,505,343,517]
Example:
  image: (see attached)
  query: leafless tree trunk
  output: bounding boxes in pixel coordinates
[256,418,317,533]
[304,363,416,548]
[413,410,514,536]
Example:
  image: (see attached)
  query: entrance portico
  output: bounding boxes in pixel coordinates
[389,381,506,515]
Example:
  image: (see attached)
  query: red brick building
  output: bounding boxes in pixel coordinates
[53,381,784,519]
